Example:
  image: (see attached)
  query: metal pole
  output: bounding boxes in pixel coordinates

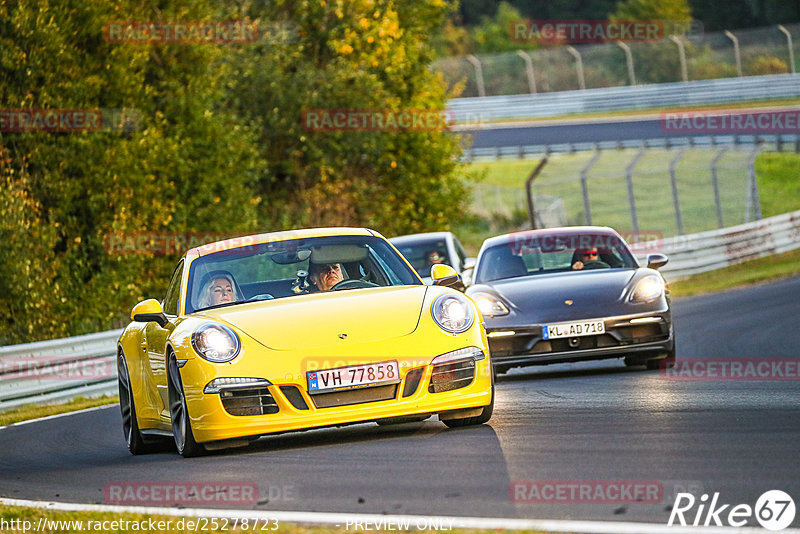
[669,148,687,235]
[777,25,796,74]
[724,30,742,77]
[580,151,602,225]
[745,144,764,222]
[617,41,636,85]
[566,46,586,90]
[625,147,646,233]
[515,50,537,94]
[669,35,688,82]
[525,157,549,229]
[466,55,486,97]
[710,147,728,228]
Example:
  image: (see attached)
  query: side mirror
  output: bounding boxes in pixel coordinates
[431,264,461,287]
[463,257,477,271]
[647,253,669,270]
[131,299,169,327]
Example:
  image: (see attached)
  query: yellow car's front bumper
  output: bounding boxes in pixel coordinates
[178,331,493,444]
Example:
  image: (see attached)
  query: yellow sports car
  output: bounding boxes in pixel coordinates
[117,228,493,457]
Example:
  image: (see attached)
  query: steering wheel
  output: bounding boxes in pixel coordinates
[330,279,380,291]
[582,259,610,270]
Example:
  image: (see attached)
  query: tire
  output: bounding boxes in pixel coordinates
[167,353,204,458]
[441,383,494,428]
[118,351,160,455]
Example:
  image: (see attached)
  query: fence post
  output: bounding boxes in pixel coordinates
[617,41,636,85]
[525,157,549,229]
[745,144,764,222]
[625,147,646,233]
[710,147,728,228]
[669,36,689,82]
[777,25,796,74]
[566,46,586,90]
[516,50,537,94]
[466,55,487,97]
[580,151,602,225]
[669,147,687,235]
[724,30,743,77]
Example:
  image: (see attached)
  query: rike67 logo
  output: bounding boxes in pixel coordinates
[669,490,795,530]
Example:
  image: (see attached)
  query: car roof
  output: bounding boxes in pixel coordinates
[480,226,622,250]
[389,232,453,245]
[187,227,378,257]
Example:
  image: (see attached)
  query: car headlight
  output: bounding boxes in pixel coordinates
[191,323,241,363]
[630,274,665,303]
[431,294,475,334]
[470,291,510,317]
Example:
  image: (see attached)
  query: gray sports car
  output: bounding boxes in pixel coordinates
[466,226,674,374]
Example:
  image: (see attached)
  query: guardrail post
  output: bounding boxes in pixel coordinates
[745,144,764,222]
[724,30,743,77]
[566,46,586,90]
[515,50,537,94]
[777,25,796,74]
[617,41,636,85]
[669,147,687,235]
[466,55,487,98]
[580,151,602,225]
[525,157,549,229]
[625,147,646,233]
[710,147,728,228]
[669,36,689,82]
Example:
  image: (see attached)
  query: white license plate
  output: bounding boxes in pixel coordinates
[307,360,400,393]
[542,320,605,340]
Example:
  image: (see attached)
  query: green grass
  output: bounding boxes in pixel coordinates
[0,395,118,427]
[670,247,800,297]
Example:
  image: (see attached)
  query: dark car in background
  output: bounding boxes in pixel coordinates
[390,232,476,286]
[467,226,674,374]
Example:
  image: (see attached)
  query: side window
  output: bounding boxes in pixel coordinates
[454,239,469,268]
[163,259,184,316]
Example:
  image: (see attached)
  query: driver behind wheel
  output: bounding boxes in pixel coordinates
[309,262,344,291]
[571,248,610,270]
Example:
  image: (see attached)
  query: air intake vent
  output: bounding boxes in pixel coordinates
[220,387,279,416]
[280,385,309,410]
[429,358,475,393]
[402,367,425,398]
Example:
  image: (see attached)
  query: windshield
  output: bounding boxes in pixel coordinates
[392,238,451,278]
[186,235,421,313]
[475,232,638,284]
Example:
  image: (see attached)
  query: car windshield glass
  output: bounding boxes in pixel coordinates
[186,235,421,313]
[475,233,638,283]
[392,239,450,278]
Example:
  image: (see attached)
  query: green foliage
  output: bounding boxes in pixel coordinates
[610,0,692,21]
[0,0,470,344]
[473,2,535,54]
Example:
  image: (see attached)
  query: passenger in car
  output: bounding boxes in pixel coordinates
[309,262,344,291]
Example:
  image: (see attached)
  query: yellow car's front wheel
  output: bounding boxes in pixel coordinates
[168,353,204,458]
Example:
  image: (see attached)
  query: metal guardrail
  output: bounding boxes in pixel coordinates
[1,209,799,410]
[447,74,800,124]
[0,330,122,411]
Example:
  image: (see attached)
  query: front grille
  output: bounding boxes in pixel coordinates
[429,358,475,393]
[402,367,425,398]
[220,387,279,416]
[279,385,309,410]
[311,384,398,408]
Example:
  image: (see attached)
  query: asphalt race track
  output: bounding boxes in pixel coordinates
[2,277,799,528]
